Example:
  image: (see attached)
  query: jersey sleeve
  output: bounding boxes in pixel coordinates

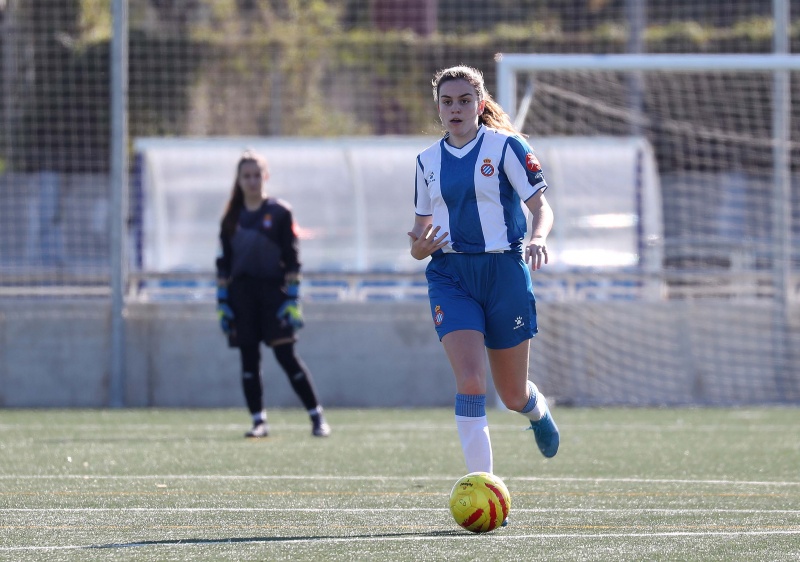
[503,136,548,202]
[414,154,432,216]
[215,230,232,280]
[278,204,301,275]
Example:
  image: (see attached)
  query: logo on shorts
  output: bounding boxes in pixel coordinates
[526,153,542,172]
[434,305,444,326]
[513,316,524,330]
[480,158,495,177]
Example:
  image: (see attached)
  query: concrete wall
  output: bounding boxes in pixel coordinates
[1,299,798,408]
[124,300,459,409]
[0,300,460,409]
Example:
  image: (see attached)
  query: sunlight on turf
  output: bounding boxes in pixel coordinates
[0,407,798,561]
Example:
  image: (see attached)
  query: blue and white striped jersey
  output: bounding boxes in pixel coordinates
[415,126,548,254]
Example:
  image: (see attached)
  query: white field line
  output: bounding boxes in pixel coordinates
[2,529,800,552]
[0,422,798,432]
[1,474,799,486]
[2,507,800,514]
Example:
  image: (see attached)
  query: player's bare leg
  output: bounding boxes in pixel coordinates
[443,330,492,473]
[488,340,559,458]
[444,330,488,395]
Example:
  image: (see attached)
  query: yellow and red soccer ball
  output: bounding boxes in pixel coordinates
[448,471,511,533]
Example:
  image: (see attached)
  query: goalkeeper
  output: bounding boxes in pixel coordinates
[215,150,330,438]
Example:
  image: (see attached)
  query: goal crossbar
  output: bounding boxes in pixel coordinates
[496,53,800,112]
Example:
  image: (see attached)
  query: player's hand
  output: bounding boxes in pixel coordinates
[525,237,549,271]
[216,284,235,335]
[277,299,304,330]
[217,302,235,335]
[408,224,449,260]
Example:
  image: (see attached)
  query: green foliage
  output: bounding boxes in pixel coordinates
[78,0,113,44]
[646,21,713,46]
[1,0,795,171]
[731,16,775,42]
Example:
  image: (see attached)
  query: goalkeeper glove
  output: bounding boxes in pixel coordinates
[277,277,304,330]
[277,299,304,330]
[216,285,235,335]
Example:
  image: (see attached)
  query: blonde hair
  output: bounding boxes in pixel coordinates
[432,65,519,135]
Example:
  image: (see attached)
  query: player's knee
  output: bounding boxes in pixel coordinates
[273,342,302,373]
[500,394,527,412]
[239,344,260,374]
[495,386,528,411]
[455,371,486,395]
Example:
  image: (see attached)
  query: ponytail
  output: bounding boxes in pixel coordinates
[480,97,518,136]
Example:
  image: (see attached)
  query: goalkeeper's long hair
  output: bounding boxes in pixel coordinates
[220,150,268,239]
[432,65,521,137]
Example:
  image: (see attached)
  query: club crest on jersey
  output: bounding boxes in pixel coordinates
[480,158,495,177]
[262,213,272,228]
[526,153,542,172]
[433,305,444,326]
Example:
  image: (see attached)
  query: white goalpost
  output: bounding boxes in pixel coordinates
[496,52,798,306]
[494,52,800,405]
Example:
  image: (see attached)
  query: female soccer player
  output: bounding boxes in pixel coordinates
[408,65,559,474]
[216,150,330,438]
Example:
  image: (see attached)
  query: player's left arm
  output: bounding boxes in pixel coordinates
[523,190,553,271]
[277,204,301,276]
[503,136,552,270]
[277,205,304,329]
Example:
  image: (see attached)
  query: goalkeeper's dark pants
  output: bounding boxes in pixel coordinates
[239,342,322,415]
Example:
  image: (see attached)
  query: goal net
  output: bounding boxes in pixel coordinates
[496,54,800,405]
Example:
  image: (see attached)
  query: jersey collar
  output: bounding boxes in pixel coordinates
[442,125,486,157]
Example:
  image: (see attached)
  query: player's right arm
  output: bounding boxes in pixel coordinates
[215,233,235,335]
[407,215,448,260]
[409,153,448,260]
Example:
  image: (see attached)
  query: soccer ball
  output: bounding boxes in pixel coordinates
[448,471,511,533]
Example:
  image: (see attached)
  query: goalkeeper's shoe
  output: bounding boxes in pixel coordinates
[245,422,269,438]
[527,397,559,458]
[311,416,331,438]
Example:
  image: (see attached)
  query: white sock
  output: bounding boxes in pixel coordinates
[252,411,267,424]
[455,415,493,474]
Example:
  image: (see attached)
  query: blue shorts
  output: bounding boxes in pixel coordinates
[425,252,538,349]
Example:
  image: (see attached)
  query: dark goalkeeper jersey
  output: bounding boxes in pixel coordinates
[216,198,300,283]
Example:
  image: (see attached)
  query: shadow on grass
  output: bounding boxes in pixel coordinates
[90,530,465,549]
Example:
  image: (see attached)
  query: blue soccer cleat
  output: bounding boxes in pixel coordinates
[528,398,560,458]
